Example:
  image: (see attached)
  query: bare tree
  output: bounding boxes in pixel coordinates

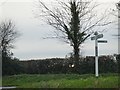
[0,20,20,58]
[112,1,120,18]
[37,0,113,71]
[116,1,120,11]
[111,1,120,38]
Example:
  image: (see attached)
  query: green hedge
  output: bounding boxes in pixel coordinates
[2,54,119,75]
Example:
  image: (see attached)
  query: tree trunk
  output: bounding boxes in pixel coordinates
[73,44,80,73]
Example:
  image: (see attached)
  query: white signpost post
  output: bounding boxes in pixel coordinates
[91,31,107,77]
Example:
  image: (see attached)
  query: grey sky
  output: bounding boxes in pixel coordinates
[0,0,118,60]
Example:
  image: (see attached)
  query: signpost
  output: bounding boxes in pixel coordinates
[91,31,107,77]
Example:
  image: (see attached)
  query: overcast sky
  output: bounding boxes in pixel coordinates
[0,0,119,60]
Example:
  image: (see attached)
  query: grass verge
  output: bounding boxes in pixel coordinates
[2,73,119,88]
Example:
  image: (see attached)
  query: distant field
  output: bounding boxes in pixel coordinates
[2,73,119,88]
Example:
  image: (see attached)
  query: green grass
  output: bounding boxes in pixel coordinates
[2,73,119,88]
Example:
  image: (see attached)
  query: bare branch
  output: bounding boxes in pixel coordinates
[0,20,20,57]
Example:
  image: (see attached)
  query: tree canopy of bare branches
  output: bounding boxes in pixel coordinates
[37,0,113,71]
[116,1,120,10]
[0,20,20,58]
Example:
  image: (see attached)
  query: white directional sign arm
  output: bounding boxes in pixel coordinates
[98,40,107,43]
[91,34,103,40]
